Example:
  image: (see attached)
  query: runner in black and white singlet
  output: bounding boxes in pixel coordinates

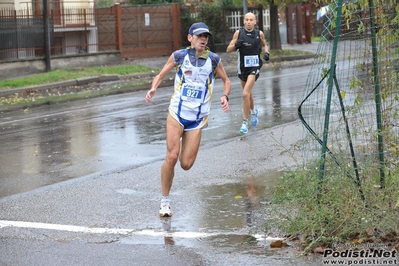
[236,27,263,82]
[226,12,269,134]
[145,22,231,217]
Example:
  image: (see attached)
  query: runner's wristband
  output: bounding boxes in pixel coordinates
[223,94,229,102]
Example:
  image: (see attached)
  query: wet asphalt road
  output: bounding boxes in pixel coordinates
[0,65,323,265]
[0,66,310,199]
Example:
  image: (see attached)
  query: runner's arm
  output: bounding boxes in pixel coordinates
[215,60,231,112]
[146,54,175,103]
[260,31,269,53]
[226,30,240,53]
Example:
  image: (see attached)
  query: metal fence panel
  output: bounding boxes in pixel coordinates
[0,3,181,63]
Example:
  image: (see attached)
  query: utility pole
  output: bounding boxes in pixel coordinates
[243,0,248,14]
[43,0,51,72]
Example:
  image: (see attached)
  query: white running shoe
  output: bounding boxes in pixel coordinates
[159,200,172,217]
[239,120,249,134]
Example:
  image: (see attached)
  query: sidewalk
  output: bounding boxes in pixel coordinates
[0,42,319,99]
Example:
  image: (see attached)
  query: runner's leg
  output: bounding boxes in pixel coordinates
[180,128,202,170]
[161,113,184,196]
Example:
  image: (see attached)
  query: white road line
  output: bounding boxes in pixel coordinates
[0,220,134,235]
[0,220,283,240]
[0,220,211,238]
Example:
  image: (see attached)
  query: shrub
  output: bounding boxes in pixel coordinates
[269,159,399,252]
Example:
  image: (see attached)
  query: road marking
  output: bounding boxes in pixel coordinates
[221,70,310,87]
[0,220,135,235]
[0,220,282,240]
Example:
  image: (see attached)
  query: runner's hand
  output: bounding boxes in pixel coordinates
[220,96,229,112]
[263,52,270,61]
[146,88,156,103]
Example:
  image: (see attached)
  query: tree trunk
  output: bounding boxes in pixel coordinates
[269,0,282,50]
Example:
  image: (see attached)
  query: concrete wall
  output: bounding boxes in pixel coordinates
[0,52,121,80]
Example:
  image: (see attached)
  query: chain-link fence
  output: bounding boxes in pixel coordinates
[299,0,398,191]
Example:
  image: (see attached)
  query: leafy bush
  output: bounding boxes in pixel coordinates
[180,4,197,47]
[196,2,230,45]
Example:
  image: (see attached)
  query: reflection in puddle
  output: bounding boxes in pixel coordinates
[199,172,282,231]
[204,234,277,257]
[119,171,286,257]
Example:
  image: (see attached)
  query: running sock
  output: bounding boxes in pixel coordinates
[161,196,170,202]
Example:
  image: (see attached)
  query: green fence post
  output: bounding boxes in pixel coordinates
[318,0,343,181]
[368,0,385,188]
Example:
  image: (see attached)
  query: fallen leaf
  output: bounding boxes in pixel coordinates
[391,242,399,250]
[270,240,289,248]
[313,246,326,254]
[352,238,366,244]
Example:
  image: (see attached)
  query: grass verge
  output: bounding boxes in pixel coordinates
[0,79,151,108]
[268,159,399,254]
[0,65,155,90]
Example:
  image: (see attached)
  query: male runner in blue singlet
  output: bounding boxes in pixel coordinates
[226,12,269,134]
[146,22,231,217]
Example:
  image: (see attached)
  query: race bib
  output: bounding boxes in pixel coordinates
[182,85,202,102]
[244,55,259,67]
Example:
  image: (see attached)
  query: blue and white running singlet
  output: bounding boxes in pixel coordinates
[169,48,220,130]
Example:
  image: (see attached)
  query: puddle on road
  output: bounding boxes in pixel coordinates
[117,170,321,264]
[198,172,280,231]
[118,171,301,260]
